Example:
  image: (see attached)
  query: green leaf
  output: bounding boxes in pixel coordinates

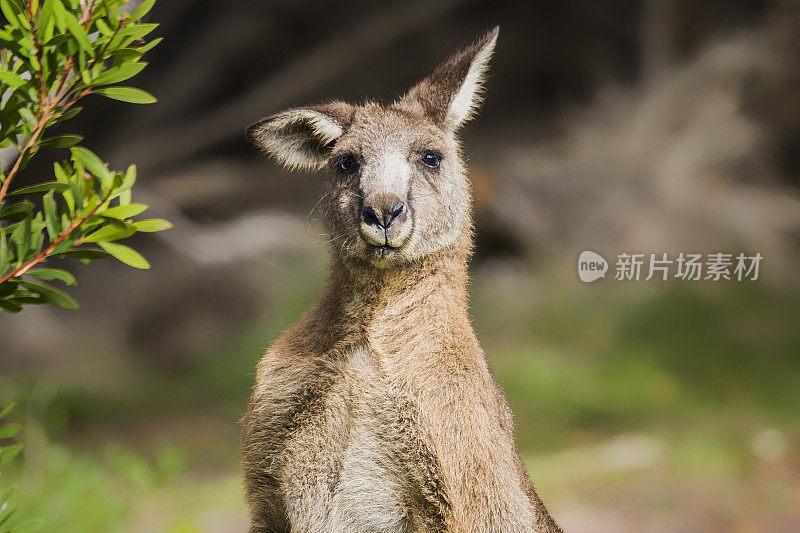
[70,146,111,181]
[0,70,26,91]
[54,161,69,183]
[52,248,107,260]
[0,403,15,420]
[0,299,22,313]
[69,174,83,210]
[42,191,60,239]
[8,518,46,532]
[99,241,149,269]
[0,201,33,220]
[60,212,72,232]
[10,294,46,305]
[37,0,54,36]
[93,86,156,104]
[0,499,18,525]
[82,224,135,243]
[132,219,171,232]
[26,268,76,285]
[58,106,82,121]
[50,0,66,31]
[0,230,8,271]
[110,48,144,64]
[0,0,23,30]
[94,216,127,229]
[8,182,71,196]
[18,108,37,127]
[95,18,112,36]
[137,36,162,54]
[121,164,136,189]
[0,443,22,466]
[49,235,74,256]
[102,203,147,219]
[10,216,31,262]
[0,423,21,439]
[62,6,92,51]
[20,280,79,309]
[39,134,83,148]
[9,518,46,532]
[116,23,158,41]
[90,62,146,86]
[43,33,71,47]
[0,485,16,504]
[131,0,156,21]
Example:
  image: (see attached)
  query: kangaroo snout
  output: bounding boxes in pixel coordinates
[359,194,411,249]
[361,201,405,229]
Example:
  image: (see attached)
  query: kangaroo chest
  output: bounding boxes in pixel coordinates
[273,344,438,532]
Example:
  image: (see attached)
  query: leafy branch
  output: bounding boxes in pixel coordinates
[0,0,169,312]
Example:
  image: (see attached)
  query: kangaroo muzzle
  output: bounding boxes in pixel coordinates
[359,194,411,249]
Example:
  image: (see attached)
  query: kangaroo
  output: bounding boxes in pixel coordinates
[241,27,562,533]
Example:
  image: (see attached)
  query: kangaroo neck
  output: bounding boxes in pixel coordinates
[325,246,474,344]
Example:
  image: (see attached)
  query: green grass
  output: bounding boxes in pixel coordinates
[472,274,800,455]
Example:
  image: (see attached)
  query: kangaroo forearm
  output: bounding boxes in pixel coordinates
[401,371,540,531]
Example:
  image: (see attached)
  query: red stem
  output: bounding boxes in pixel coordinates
[0,188,113,285]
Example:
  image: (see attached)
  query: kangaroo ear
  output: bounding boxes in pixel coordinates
[246,101,355,170]
[401,27,499,130]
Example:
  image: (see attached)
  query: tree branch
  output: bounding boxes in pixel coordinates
[0,116,50,204]
[0,187,113,284]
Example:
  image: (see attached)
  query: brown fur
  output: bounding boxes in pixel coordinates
[241,28,562,532]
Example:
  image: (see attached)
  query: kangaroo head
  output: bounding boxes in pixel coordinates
[247,28,499,268]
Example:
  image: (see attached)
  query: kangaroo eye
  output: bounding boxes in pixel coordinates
[422,152,441,169]
[337,155,358,173]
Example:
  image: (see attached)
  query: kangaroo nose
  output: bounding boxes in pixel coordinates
[359,194,411,250]
[361,202,405,229]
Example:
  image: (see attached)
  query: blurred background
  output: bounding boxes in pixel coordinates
[2,0,800,531]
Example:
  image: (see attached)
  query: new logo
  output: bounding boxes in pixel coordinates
[578,250,608,283]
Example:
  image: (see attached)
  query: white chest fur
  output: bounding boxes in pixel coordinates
[279,345,414,532]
